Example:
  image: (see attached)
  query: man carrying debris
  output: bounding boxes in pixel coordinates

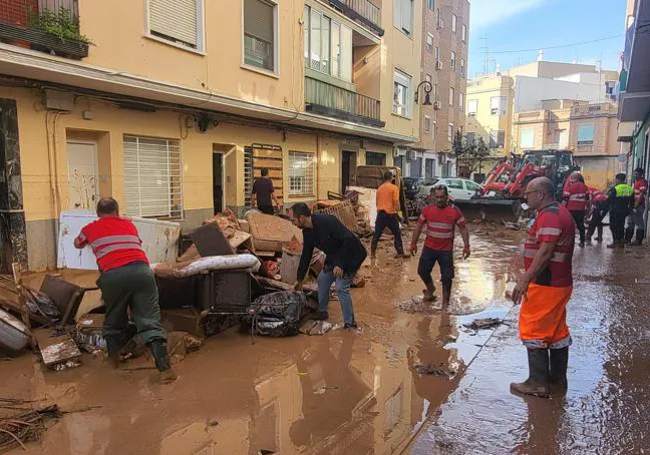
[74,197,176,383]
[625,167,647,245]
[562,171,588,247]
[409,185,470,306]
[371,170,406,260]
[290,203,367,329]
[607,173,635,249]
[252,167,282,215]
[586,188,608,243]
[511,177,574,398]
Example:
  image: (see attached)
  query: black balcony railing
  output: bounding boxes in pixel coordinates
[305,76,384,128]
[328,0,384,36]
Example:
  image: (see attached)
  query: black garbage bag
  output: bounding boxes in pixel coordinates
[244,291,305,337]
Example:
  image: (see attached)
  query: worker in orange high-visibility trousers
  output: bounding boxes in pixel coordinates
[511,177,575,398]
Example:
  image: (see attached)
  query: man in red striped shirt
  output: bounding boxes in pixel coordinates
[74,197,176,383]
[409,185,470,306]
[562,172,588,247]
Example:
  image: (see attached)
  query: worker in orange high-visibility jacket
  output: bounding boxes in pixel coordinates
[74,197,176,384]
[511,177,575,398]
[562,172,589,247]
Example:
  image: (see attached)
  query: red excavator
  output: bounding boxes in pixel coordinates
[455,149,581,220]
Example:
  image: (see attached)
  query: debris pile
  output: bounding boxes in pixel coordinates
[0,404,62,453]
[462,317,504,331]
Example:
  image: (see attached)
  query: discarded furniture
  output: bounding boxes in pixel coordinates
[39,275,100,327]
[245,212,303,253]
[0,308,31,353]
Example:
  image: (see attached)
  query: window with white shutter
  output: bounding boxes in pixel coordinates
[394,0,413,36]
[288,151,315,196]
[148,0,203,51]
[244,0,278,72]
[123,135,183,219]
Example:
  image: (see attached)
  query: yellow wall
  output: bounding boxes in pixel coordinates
[466,75,514,154]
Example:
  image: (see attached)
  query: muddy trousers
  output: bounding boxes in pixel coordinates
[625,206,645,242]
[98,263,167,358]
[417,248,454,296]
[371,211,404,256]
[587,208,606,240]
[570,210,586,244]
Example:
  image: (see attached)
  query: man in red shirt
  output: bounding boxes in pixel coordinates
[74,197,176,383]
[511,177,575,398]
[409,185,470,306]
[563,172,588,247]
[625,167,648,245]
[586,189,608,243]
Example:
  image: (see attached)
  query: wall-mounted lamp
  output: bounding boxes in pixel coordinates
[414,81,433,105]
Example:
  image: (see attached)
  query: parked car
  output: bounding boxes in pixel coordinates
[419,177,483,202]
[402,177,422,200]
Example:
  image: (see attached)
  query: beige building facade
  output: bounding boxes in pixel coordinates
[0,0,424,271]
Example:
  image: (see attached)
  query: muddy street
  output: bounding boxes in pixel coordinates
[2,226,649,455]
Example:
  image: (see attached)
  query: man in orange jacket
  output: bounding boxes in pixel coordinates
[371,171,406,259]
[511,177,575,398]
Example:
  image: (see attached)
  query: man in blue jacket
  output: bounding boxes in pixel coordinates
[290,203,367,329]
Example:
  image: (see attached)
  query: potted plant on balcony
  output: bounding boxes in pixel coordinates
[26,7,93,58]
[0,7,92,59]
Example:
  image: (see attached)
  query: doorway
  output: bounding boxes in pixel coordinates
[341,151,357,192]
[67,141,98,210]
[213,152,223,214]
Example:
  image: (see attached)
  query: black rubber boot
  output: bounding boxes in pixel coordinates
[625,226,634,243]
[510,348,550,398]
[148,339,177,383]
[550,347,569,391]
[633,230,645,246]
[105,337,124,368]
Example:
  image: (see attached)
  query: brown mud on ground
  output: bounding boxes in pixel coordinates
[1,226,525,455]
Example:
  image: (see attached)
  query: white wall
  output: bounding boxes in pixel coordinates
[514,76,606,112]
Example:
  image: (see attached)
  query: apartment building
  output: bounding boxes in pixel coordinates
[513,100,620,189]
[0,0,424,271]
[395,0,469,180]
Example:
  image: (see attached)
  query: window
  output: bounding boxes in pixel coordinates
[394,0,414,35]
[467,99,477,116]
[436,8,441,28]
[452,14,457,33]
[366,152,386,166]
[489,130,505,148]
[425,158,435,178]
[466,180,481,191]
[466,132,475,143]
[459,92,464,112]
[432,121,436,142]
[288,151,315,196]
[449,87,454,107]
[148,0,203,51]
[577,124,595,145]
[460,58,465,78]
[448,123,454,142]
[424,115,431,132]
[426,33,433,53]
[433,83,438,100]
[520,128,534,149]
[451,51,456,71]
[123,135,182,218]
[393,69,412,117]
[490,96,507,115]
[434,46,440,62]
[446,179,463,189]
[462,24,467,42]
[427,0,434,10]
[244,0,278,72]
[304,6,353,81]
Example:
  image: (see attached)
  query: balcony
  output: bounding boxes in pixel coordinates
[327,0,384,36]
[304,76,384,128]
[0,0,89,59]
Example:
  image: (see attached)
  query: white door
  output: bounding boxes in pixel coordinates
[67,142,99,210]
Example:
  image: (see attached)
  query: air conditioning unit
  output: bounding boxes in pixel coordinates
[406,149,417,162]
[433,101,442,110]
[436,60,443,70]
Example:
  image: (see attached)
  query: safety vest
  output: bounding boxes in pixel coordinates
[614,183,634,198]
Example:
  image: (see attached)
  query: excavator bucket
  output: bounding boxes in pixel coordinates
[453,198,523,222]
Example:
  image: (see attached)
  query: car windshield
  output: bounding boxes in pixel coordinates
[422,178,439,186]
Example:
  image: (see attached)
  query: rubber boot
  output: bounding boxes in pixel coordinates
[632,230,645,246]
[105,337,124,369]
[549,347,569,391]
[625,226,634,244]
[510,348,550,398]
[148,339,177,383]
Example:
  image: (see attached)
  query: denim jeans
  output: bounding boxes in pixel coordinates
[318,270,356,325]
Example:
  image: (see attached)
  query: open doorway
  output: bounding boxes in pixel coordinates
[213,152,223,214]
[341,151,357,192]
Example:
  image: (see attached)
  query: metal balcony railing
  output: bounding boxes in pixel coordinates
[328,0,384,36]
[304,76,384,128]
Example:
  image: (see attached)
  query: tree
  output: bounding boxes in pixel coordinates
[454,134,490,176]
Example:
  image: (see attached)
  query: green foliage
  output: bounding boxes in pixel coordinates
[455,134,490,174]
[27,7,93,45]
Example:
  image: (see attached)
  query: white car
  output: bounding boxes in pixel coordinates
[419,178,483,202]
